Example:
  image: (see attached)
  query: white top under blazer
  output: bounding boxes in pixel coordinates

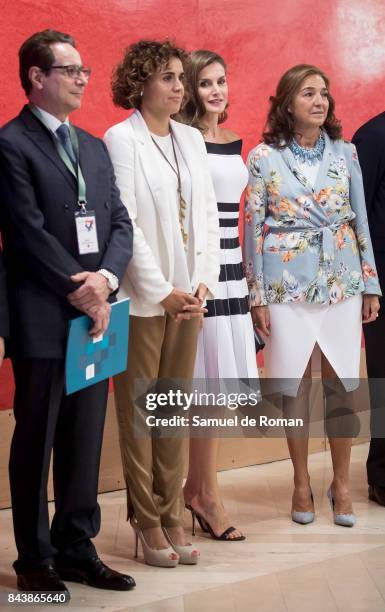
[104,110,220,317]
[150,132,194,293]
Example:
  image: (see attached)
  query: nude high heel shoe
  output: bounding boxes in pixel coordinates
[162,527,200,565]
[132,523,179,568]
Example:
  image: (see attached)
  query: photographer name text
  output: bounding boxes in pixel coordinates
[145,415,304,428]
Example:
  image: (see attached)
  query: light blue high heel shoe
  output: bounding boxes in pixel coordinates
[327,487,356,527]
[291,491,315,524]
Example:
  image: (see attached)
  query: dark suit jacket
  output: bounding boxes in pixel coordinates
[0,248,9,338]
[353,112,385,289]
[0,106,133,358]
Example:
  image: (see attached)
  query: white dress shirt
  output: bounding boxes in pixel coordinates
[35,106,70,136]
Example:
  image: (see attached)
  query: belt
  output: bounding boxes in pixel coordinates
[266,222,351,265]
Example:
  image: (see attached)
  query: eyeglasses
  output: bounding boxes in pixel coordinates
[48,65,92,80]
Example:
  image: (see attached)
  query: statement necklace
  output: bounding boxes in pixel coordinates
[151,129,188,247]
[289,131,325,165]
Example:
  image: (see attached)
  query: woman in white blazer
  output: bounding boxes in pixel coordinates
[104,40,220,568]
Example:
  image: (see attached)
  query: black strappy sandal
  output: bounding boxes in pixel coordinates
[185,504,246,541]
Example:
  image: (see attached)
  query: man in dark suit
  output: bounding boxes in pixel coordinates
[0,30,134,597]
[353,113,385,507]
[0,248,9,366]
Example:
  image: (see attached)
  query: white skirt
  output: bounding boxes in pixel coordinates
[264,294,363,390]
[194,313,258,379]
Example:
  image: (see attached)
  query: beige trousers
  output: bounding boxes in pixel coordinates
[113,314,199,529]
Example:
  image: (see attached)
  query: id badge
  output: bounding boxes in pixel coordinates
[75,211,99,255]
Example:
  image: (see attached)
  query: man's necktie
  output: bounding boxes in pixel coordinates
[56,124,77,165]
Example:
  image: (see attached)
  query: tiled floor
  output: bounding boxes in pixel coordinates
[1,443,385,611]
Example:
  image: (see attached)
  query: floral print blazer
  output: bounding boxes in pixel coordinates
[243,132,381,306]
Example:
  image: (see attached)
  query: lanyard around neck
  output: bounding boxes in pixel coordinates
[29,104,87,212]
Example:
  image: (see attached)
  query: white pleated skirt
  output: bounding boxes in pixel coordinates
[194,312,258,379]
[264,294,363,391]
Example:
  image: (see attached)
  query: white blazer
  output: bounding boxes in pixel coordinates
[104,110,220,317]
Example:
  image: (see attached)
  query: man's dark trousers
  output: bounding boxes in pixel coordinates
[10,360,109,572]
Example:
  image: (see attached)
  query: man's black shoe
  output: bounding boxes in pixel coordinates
[17,564,70,600]
[368,484,385,506]
[56,556,135,591]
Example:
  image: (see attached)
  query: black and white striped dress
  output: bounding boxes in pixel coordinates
[194,140,258,379]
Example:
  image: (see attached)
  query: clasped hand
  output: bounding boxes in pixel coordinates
[161,283,208,323]
[67,271,111,336]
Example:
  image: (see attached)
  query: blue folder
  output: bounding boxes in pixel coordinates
[65,298,130,395]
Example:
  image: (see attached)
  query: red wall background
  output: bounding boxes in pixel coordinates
[1,0,385,408]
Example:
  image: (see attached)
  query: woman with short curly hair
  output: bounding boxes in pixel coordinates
[104,40,220,567]
[111,40,187,110]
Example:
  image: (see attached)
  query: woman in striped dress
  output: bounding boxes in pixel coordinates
[180,50,258,540]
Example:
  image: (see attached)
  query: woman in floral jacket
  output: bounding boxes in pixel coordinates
[244,64,381,527]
